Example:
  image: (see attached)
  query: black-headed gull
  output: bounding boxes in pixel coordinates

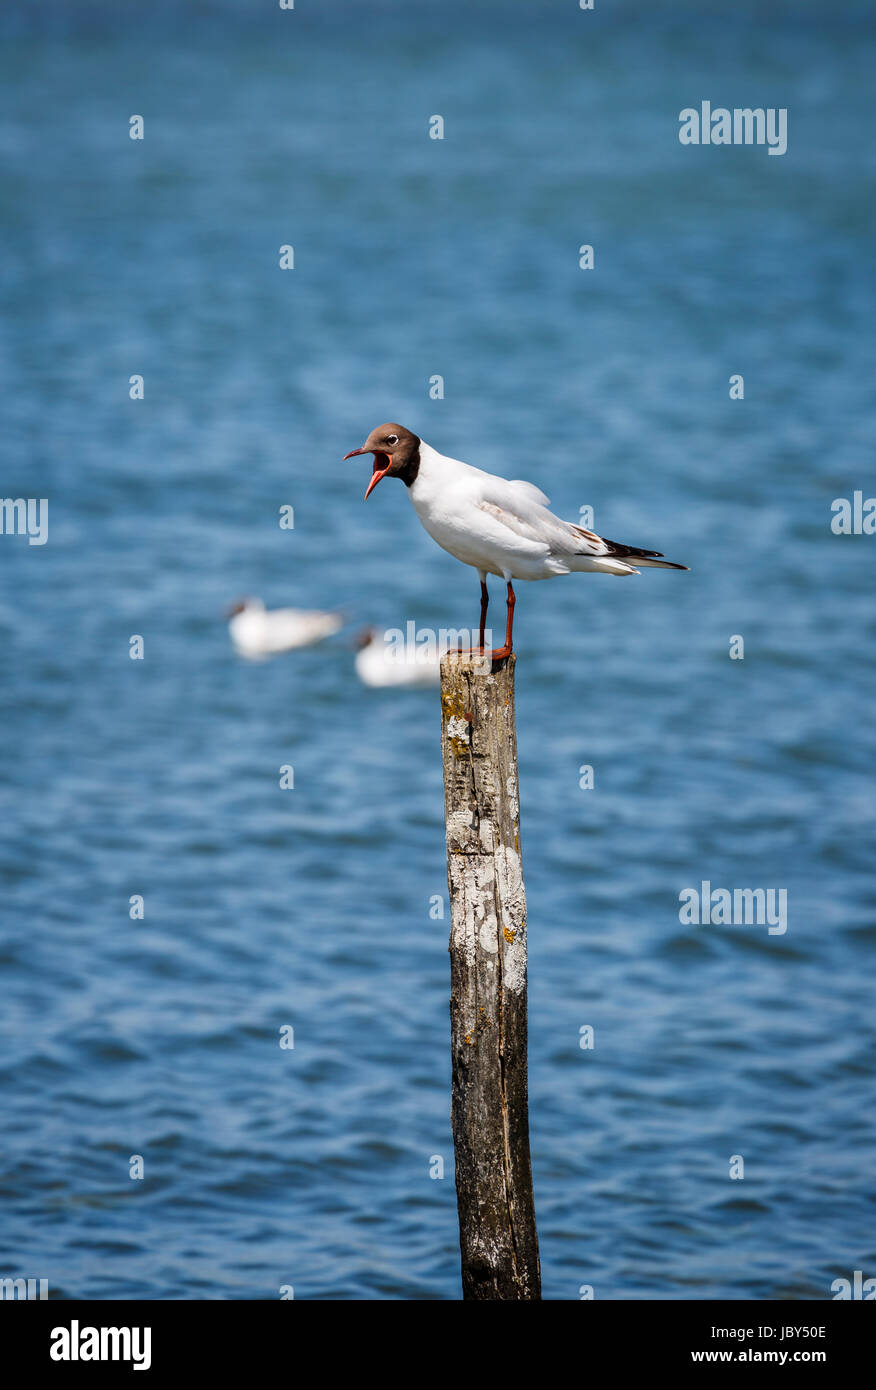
[344,424,688,659]
[227,597,343,660]
[354,627,441,689]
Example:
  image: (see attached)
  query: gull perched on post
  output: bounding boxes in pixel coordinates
[344,424,688,660]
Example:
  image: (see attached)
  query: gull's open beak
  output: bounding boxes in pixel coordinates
[343,446,391,500]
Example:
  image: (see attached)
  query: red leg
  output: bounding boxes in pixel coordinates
[490,581,515,661]
[478,578,489,650]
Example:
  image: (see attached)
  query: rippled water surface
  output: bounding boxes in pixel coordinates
[1,0,875,1299]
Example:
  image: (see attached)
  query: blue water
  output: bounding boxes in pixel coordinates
[1,0,875,1300]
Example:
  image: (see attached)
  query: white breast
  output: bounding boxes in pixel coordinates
[408,442,558,581]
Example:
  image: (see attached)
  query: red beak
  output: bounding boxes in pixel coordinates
[343,446,391,500]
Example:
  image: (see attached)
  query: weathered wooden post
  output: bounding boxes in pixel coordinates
[439,651,541,1300]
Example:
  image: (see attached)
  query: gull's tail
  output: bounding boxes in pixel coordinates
[626,554,689,570]
[597,535,689,571]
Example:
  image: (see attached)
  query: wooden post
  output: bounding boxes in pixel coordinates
[439,651,541,1301]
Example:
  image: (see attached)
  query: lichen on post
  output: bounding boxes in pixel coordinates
[439,650,541,1301]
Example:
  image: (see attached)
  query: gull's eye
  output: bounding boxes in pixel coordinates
[386,434,399,446]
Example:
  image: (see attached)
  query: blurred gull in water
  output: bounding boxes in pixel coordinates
[354,627,441,689]
[227,597,343,660]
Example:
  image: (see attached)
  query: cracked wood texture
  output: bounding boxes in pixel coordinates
[440,651,541,1301]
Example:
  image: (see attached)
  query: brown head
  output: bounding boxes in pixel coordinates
[225,596,262,618]
[353,625,377,651]
[343,423,421,499]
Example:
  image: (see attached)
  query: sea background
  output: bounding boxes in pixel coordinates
[1,0,874,1299]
